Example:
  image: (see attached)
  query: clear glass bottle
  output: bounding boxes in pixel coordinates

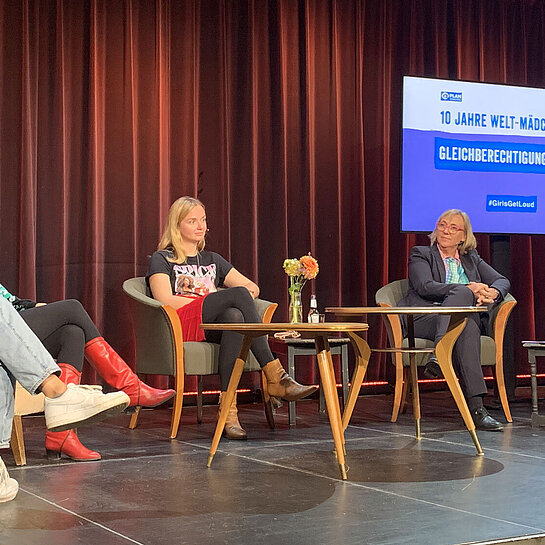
[308,294,319,323]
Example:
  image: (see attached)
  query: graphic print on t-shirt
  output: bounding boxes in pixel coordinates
[173,263,218,297]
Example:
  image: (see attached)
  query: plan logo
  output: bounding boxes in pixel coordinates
[440,91,463,102]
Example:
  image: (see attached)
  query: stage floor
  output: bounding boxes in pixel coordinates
[2,389,545,545]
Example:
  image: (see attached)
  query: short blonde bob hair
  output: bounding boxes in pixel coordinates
[429,209,476,255]
[158,196,206,263]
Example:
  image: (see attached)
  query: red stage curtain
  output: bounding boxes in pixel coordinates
[1,0,545,391]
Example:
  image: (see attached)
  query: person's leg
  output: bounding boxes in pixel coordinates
[430,285,488,402]
[203,299,251,440]
[410,287,501,430]
[451,318,501,430]
[29,322,86,373]
[0,364,15,452]
[0,296,130,434]
[411,285,483,384]
[202,287,317,404]
[0,453,18,503]
[21,298,174,408]
[203,287,274,369]
[84,337,175,407]
[21,300,100,346]
[44,359,101,462]
[203,307,247,390]
[451,318,487,401]
[431,285,480,344]
[0,365,18,502]
[0,297,60,395]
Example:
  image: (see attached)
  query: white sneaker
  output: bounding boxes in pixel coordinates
[0,455,18,503]
[45,384,130,432]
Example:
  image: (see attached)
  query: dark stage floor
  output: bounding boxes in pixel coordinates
[2,389,545,545]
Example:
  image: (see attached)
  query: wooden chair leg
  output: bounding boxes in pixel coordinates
[129,407,141,429]
[391,354,404,422]
[197,376,204,424]
[260,370,276,430]
[10,415,26,466]
[494,361,512,422]
[169,370,185,439]
[400,367,409,414]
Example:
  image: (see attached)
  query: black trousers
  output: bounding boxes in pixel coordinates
[409,285,488,399]
[202,287,274,390]
[20,300,100,372]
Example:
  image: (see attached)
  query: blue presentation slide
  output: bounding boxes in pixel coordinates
[402,76,545,234]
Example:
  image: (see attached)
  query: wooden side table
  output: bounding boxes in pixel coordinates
[268,336,350,426]
[200,322,370,480]
[327,306,487,456]
[522,342,545,427]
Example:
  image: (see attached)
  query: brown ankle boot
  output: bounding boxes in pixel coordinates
[262,359,318,404]
[218,392,247,440]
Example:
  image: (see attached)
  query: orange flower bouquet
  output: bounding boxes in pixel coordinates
[283,254,319,323]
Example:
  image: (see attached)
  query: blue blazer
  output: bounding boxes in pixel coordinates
[400,244,510,308]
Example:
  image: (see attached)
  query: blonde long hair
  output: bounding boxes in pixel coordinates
[158,196,206,263]
[429,209,477,255]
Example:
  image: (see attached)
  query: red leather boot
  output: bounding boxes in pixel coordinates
[85,337,175,407]
[45,363,101,461]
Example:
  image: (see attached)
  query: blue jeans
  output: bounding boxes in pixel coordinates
[0,297,60,448]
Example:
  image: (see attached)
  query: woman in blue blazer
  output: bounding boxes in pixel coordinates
[400,209,510,431]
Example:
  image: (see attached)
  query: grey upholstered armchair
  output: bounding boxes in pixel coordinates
[122,277,278,438]
[375,279,517,423]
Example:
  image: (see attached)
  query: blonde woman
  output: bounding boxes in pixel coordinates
[147,196,317,440]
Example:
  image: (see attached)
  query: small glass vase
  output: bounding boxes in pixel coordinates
[289,289,303,324]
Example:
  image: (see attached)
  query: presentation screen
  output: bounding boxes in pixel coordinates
[402,76,545,234]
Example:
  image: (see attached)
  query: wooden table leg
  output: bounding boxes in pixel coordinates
[207,335,252,467]
[341,332,371,431]
[315,336,348,480]
[435,315,483,456]
[408,352,422,439]
[325,344,345,453]
[406,316,421,439]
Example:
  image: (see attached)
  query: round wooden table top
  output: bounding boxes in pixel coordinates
[326,306,488,316]
[200,322,369,334]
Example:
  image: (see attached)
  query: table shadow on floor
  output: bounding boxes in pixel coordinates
[275,445,504,483]
[2,464,337,531]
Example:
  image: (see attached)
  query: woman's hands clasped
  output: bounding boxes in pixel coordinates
[467,282,499,305]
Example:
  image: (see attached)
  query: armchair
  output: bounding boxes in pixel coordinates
[10,382,45,466]
[375,279,516,423]
[122,277,278,438]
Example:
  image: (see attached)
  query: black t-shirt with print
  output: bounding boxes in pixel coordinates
[146,249,233,298]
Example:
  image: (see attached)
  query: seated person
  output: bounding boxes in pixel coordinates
[1,281,175,461]
[399,209,510,431]
[0,295,130,502]
[147,196,317,440]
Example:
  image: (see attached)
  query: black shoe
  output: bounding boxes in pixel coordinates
[423,357,442,379]
[472,407,503,431]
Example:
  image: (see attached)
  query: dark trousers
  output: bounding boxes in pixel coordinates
[20,300,100,372]
[411,285,488,399]
[202,287,274,390]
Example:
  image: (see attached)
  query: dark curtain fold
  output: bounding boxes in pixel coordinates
[1,0,545,391]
